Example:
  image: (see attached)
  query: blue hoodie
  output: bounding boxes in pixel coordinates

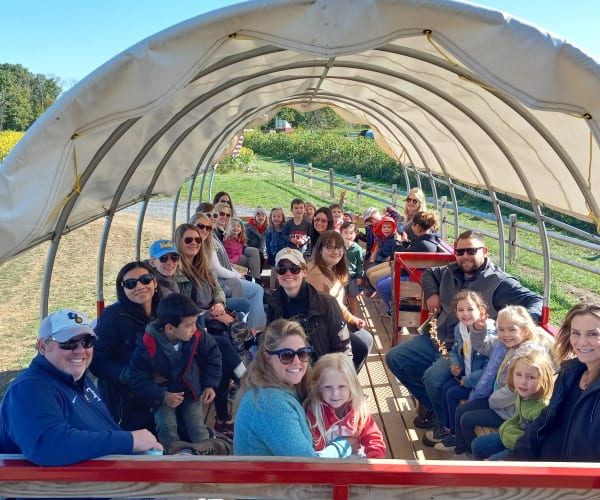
[0,354,132,466]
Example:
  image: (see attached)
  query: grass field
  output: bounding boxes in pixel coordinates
[0,155,597,395]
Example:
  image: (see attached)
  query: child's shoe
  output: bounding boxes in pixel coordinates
[422,425,450,446]
[434,434,456,452]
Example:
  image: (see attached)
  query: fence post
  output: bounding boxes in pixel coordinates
[440,196,448,242]
[290,159,295,184]
[329,168,335,199]
[356,175,362,206]
[508,214,517,264]
[308,162,313,188]
[391,184,398,207]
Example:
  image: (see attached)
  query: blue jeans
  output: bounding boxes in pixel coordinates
[375,275,392,309]
[454,398,504,454]
[386,334,450,413]
[471,432,508,460]
[226,296,251,322]
[350,328,373,372]
[239,279,266,328]
[442,381,471,434]
[154,398,209,450]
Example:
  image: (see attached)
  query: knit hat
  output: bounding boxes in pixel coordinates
[149,239,178,259]
[275,248,306,267]
[38,309,96,342]
[362,207,377,223]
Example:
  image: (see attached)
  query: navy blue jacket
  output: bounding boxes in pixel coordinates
[0,355,132,466]
[129,321,222,411]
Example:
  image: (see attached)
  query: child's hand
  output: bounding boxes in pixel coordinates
[473,314,489,330]
[201,387,216,404]
[164,392,184,408]
[450,364,462,377]
[342,435,361,454]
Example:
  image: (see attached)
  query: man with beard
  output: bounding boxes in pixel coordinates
[385,231,543,431]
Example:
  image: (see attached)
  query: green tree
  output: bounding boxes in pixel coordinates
[0,64,62,131]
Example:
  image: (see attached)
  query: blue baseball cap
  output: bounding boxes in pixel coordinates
[149,239,179,259]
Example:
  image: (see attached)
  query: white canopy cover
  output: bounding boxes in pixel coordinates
[1,0,600,263]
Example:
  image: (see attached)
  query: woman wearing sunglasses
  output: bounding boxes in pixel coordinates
[192,209,266,330]
[214,201,261,280]
[234,318,351,458]
[91,261,159,432]
[306,230,373,372]
[266,248,353,365]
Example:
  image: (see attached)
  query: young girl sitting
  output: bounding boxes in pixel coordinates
[423,291,492,448]
[304,353,386,458]
[265,207,287,291]
[223,218,248,268]
[470,346,555,460]
[447,305,553,457]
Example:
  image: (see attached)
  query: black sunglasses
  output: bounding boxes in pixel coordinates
[455,247,483,256]
[158,254,179,263]
[406,198,419,204]
[266,346,314,364]
[203,212,219,219]
[196,223,211,231]
[275,264,303,275]
[50,335,95,350]
[122,273,154,289]
[184,236,202,245]
[219,212,231,218]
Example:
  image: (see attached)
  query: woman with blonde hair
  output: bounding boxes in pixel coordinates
[234,319,352,458]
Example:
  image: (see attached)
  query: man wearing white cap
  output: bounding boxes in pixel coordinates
[0,309,161,465]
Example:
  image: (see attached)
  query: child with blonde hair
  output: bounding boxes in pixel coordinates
[448,305,554,457]
[223,217,248,268]
[265,207,287,290]
[471,347,555,460]
[304,353,386,458]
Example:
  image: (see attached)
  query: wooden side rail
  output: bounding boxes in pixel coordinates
[1,455,600,499]
[392,251,455,345]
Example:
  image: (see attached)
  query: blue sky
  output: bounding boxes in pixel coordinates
[2,0,599,84]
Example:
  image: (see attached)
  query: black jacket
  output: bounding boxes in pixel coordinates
[267,281,351,360]
[129,321,221,412]
[509,358,600,461]
[91,301,155,431]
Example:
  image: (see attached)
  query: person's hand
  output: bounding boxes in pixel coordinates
[342,435,361,454]
[201,387,216,404]
[426,294,440,313]
[356,278,363,286]
[212,311,234,325]
[131,429,163,453]
[473,313,489,330]
[450,364,462,377]
[210,302,226,317]
[351,316,365,329]
[164,391,184,408]
[458,377,465,387]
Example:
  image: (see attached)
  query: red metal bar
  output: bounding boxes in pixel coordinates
[1,458,600,491]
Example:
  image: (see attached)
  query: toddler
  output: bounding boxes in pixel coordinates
[305,353,386,458]
[223,217,247,267]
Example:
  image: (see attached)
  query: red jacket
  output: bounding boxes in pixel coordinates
[306,402,386,458]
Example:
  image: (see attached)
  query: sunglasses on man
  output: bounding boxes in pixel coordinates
[455,247,483,256]
[48,335,95,350]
